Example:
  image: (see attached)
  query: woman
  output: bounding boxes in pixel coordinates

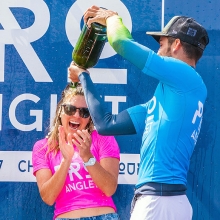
[32,82,120,220]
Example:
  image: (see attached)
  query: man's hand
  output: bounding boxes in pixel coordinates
[84,5,118,28]
[68,62,89,82]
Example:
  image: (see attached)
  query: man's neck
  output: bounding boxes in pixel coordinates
[173,51,196,68]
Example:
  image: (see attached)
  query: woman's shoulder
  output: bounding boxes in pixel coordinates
[91,130,119,149]
[32,137,48,152]
[91,130,117,142]
[91,130,120,160]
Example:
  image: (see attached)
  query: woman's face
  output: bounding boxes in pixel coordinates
[60,95,90,137]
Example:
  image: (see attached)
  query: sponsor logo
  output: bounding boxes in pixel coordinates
[0,151,139,184]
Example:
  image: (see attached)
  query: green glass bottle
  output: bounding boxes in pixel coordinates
[72,22,107,69]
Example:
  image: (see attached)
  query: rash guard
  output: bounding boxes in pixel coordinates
[79,16,207,189]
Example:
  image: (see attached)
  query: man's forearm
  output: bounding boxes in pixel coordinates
[79,72,136,135]
[106,15,151,70]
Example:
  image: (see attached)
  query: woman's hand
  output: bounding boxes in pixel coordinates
[68,62,89,82]
[35,126,75,206]
[58,125,74,162]
[72,129,93,162]
[72,129,119,197]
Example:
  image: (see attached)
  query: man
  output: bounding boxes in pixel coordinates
[68,5,209,220]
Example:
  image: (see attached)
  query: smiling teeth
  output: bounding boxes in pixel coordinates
[70,121,79,124]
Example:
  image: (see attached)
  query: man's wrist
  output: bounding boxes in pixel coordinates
[80,71,89,79]
[105,11,118,22]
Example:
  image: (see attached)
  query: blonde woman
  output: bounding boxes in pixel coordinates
[32,83,120,220]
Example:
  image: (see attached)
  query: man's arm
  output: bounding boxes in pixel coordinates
[68,59,149,136]
[84,5,152,70]
[68,6,153,135]
[79,72,136,135]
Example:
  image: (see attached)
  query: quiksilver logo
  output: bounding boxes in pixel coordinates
[187,27,197,37]
[0,160,3,169]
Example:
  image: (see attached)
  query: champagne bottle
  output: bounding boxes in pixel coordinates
[72,22,107,69]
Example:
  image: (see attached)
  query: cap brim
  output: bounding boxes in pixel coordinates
[146,31,168,42]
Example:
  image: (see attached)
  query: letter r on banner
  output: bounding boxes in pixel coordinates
[0,0,52,82]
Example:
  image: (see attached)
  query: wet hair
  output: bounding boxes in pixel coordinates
[167,36,205,63]
[46,82,94,154]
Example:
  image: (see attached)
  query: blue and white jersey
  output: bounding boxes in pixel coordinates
[79,27,207,189]
[127,51,207,187]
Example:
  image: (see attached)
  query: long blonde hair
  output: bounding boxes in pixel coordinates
[46,82,94,154]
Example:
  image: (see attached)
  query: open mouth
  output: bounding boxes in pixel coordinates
[69,121,80,130]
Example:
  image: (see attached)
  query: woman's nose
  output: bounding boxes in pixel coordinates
[73,109,80,118]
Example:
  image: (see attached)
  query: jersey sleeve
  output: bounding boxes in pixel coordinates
[107,15,151,70]
[107,16,203,91]
[127,103,148,134]
[142,51,204,90]
[32,139,50,176]
[79,72,137,135]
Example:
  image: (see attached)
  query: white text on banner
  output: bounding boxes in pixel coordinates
[0,151,139,184]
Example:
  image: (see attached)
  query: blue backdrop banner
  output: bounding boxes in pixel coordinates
[0,0,219,220]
